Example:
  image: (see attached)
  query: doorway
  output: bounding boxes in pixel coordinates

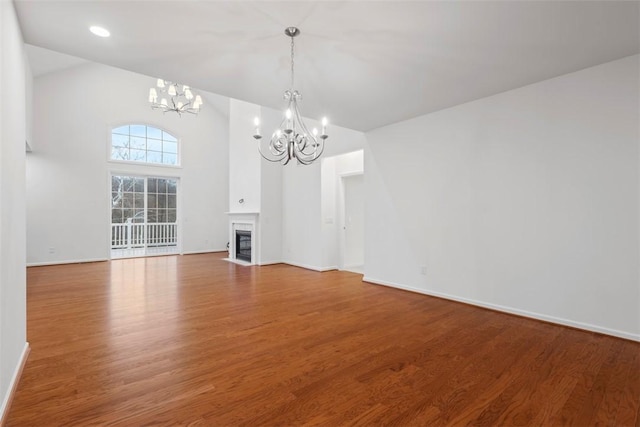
[341,174,364,273]
[110,174,179,259]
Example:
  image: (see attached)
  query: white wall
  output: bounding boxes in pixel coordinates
[227,100,284,264]
[258,106,283,265]
[365,55,640,340]
[0,0,29,418]
[27,60,230,264]
[229,99,260,213]
[281,122,366,270]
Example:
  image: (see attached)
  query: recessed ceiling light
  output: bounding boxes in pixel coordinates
[89,26,110,38]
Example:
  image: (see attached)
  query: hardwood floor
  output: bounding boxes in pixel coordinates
[6,253,640,426]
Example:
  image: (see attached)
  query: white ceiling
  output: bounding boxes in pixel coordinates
[25,44,88,76]
[14,1,639,132]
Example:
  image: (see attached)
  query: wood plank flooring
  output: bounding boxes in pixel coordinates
[6,253,640,426]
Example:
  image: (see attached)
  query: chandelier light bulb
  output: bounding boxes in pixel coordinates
[177,102,184,109]
[157,79,165,88]
[161,98,168,107]
[168,85,177,96]
[321,117,328,137]
[148,88,157,103]
[185,89,193,100]
[312,128,318,136]
[285,109,292,119]
[253,117,261,138]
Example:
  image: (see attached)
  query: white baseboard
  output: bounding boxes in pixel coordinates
[182,249,227,255]
[258,260,283,266]
[0,342,30,425]
[27,257,108,267]
[363,276,640,342]
[284,261,338,272]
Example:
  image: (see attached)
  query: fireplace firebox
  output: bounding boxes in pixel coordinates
[235,230,252,262]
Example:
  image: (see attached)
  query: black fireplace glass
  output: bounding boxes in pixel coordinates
[235,230,251,262]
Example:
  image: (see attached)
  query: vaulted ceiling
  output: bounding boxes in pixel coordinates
[14,1,639,131]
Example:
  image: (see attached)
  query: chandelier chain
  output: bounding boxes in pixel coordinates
[290,35,295,90]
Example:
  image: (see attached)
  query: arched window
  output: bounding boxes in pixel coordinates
[110,124,179,166]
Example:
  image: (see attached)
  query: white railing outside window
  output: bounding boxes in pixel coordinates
[111,222,177,249]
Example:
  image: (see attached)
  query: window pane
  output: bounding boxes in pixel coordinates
[147,209,158,223]
[133,209,144,223]
[122,192,134,209]
[111,147,129,161]
[130,136,146,150]
[112,125,129,135]
[111,192,122,208]
[130,149,146,162]
[158,210,167,222]
[148,178,157,193]
[163,141,178,154]
[134,178,144,193]
[158,194,167,208]
[167,209,176,222]
[134,193,144,209]
[167,194,176,209]
[147,194,157,209]
[147,126,162,139]
[147,151,162,164]
[112,134,129,148]
[123,209,134,222]
[147,139,162,152]
[162,131,177,142]
[157,179,167,193]
[111,209,123,223]
[111,176,122,192]
[122,177,136,192]
[130,125,146,137]
[163,153,177,165]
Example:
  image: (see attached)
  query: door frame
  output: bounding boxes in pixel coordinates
[337,171,364,272]
[107,171,182,259]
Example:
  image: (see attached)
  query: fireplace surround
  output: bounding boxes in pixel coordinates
[227,212,259,265]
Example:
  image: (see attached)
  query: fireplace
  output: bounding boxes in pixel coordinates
[235,230,252,262]
[227,212,258,265]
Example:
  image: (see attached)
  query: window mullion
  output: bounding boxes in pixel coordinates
[143,177,148,253]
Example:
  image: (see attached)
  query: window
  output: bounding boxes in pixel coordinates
[111,124,179,166]
[111,174,179,258]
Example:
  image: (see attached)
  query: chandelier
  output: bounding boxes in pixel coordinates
[149,79,203,116]
[253,27,328,166]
